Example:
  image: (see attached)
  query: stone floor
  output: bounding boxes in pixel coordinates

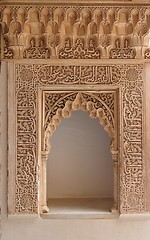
[2,213,150,240]
[41,198,117,219]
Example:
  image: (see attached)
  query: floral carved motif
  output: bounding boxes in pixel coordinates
[59,38,101,59]
[23,47,51,59]
[109,48,136,59]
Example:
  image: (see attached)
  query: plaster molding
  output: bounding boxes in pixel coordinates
[1,0,150,4]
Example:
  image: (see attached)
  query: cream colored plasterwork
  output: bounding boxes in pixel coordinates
[2,0,146,215]
[1,4,150,60]
[10,62,144,214]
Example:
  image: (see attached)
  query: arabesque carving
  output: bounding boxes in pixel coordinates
[3,36,14,59]
[1,5,150,59]
[44,92,115,152]
[13,63,144,214]
[109,37,136,59]
[59,38,101,59]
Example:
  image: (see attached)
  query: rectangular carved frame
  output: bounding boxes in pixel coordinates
[39,87,119,214]
[8,61,144,214]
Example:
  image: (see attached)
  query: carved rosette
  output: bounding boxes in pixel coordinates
[15,63,144,214]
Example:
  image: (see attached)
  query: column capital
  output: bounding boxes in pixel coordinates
[111,150,118,163]
[41,151,49,162]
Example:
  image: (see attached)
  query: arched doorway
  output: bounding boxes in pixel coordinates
[39,91,119,216]
[46,110,114,216]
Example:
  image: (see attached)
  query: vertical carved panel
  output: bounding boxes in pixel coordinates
[121,66,144,212]
[16,65,38,213]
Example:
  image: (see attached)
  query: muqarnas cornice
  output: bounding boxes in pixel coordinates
[1,5,150,59]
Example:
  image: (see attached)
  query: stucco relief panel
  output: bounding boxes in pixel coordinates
[13,63,144,214]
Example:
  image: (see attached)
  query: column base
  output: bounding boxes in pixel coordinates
[111,204,119,214]
[41,205,49,213]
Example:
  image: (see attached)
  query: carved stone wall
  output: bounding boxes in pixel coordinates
[1,0,147,216]
[11,63,144,214]
[1,4,150,59]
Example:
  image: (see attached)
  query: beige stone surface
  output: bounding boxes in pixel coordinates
[1,0,150,225]
[2,214,150,240]
[145,62,150,211]
[1,0,150,239]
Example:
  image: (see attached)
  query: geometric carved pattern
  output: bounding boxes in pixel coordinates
[14,63,144,214]
[1,4,150,59]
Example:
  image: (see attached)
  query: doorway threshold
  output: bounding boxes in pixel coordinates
[41,198,119,219]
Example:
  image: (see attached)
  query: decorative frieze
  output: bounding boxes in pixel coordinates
[59,38,101,59]
[1,5,150,59]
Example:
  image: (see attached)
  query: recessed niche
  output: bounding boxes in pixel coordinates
[46,110,114,218]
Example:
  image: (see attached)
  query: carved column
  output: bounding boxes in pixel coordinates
[111,150,119,213]
[40,151,49,213]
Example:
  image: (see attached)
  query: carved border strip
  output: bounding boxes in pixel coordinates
[15,63,144,213]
